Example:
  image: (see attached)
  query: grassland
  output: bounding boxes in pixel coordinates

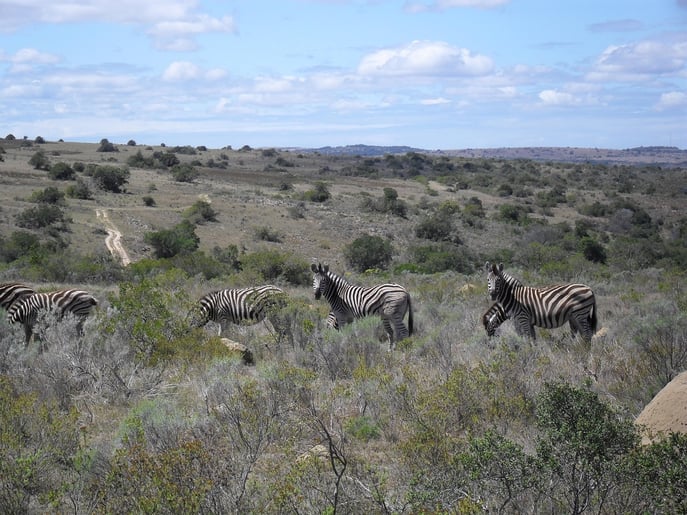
[1,137,686,513]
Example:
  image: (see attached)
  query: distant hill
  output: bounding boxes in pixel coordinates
[297,144,687,167]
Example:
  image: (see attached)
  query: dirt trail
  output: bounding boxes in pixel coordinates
[96,209,131,266]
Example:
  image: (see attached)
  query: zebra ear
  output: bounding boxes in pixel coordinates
[485,261,491,272]
[311,263,317,272]
[498,263,504,273]
[323,264,329,273]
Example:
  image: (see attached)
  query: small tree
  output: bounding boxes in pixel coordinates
[97,138,118,152]
[48,162,75,180]
[344,234,393,272]
[145,220,199,258]
[65,178,93,200]
[29,150,50,170]
[92,165,130,193]
[171,164,199,183]
[184,200,217,224]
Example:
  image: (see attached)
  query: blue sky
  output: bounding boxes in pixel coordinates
[1,0,685,150]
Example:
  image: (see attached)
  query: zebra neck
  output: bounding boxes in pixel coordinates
[324,273,353,304]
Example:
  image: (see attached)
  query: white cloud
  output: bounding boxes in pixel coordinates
[655,91,687,110]
[588,39,687,80]
[162,61,201,81]
[538,89,578,106]
[358,40,493,77]
[0,1,236,52]
[420,97,451,105]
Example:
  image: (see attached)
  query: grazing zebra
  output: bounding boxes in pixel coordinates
[192,285,286,335]
[311,262,413,350]
[481,302,509,337]
[0,282,36,311]
[485,262,597,342]
[7,289,98,344]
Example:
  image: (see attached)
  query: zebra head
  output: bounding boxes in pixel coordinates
[485,261,505,301]
[311,262,330,300]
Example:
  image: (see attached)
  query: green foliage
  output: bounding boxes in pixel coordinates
[142,195,156,207]
[415,211,459,243]
[29,186,65,205]
[65,178,93,199]
[240,249,310,285]
[406,243,474,274]
[580,236,607,263]
[0,375,80,512]
[154,151,180,167]
[48,161,75,180]
[535,382,638,514]
[171,163,199,182]
[184,199,217,224]
[90,164,130,193]
[127,149,156,168]
[303,181,330,202]
[254,225,282,242]
[144,220,199,258]
[29,149,50,170]
[15,204,68,229]
[359,187,408,217]
[0,230,42,262]
[343,234,393,272]
[96,138,118,152]
[497,203,532,225]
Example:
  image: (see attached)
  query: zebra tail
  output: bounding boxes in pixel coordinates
[407,295,413,336]
[590,303,598,334]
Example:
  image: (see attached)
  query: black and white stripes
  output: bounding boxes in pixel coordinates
[481,301,509,337]
[485,262,597,342]
[7,289,98,343]
[193,285,286,335]
[0,282,36,311]
[311,263,413,350]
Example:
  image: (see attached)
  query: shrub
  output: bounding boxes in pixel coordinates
[29,186,65,204]
[254,226,282,242]
[127,139,136,146]
[96,138,118,152]
[171,163,199,183]
[580,236,607,263]
[15,204,67,229]
[415,212,459,243]
[29,150,50,170]
[344,234,393,272]
[154,151,180,167]
[497,204,532,225]
[65,178,93,200]
[407,243,474,274]
[48,161,75,180]
[144,220,199,258]
[303,182,330,202]
[184,200,217,224]
[92,165,130,193]
[127,150,156,168]
[143,195,156,207]
[34,135,45,144]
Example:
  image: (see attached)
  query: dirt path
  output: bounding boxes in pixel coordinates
[96,209,131,266]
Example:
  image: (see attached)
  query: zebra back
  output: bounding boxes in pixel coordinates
[485,262,597,340]
[0,282,35,311]
[196,285,285,326]
[8,289,98,324]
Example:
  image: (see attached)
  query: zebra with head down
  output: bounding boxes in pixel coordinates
[481,301,509,337]
[191,285,286,335]
[485,262,597,343]
[0,282,36,312]
[7,289,98,344]
[311,262,413,351]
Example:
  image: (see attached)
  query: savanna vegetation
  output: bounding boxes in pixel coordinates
[0,137,686,513]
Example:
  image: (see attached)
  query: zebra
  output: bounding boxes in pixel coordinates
[485,262,597,342]
[192,285,286,335]
[481,302,509,337]
[310,262,413,350]
[0,282,36,311]
[7,289,98,344]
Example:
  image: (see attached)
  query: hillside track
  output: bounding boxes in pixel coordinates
[96,209,131,266]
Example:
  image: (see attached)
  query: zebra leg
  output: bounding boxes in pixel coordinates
[381,317,395,351]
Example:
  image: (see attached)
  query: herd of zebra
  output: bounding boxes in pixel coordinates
[0,261,598,349]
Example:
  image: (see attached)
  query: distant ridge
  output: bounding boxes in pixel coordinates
[295,144,687,167]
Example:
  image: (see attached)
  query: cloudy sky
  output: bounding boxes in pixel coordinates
[1,0,685,149]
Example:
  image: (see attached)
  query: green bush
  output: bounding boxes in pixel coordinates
[65,178,93,199]
[303,181,330,202]
[184,200,217,224]
[344,234,393,272]
[144,220,199,258]
[96,138,118,152]
[29,149,50,170]
[29,186,65,204]
[171,164,199,183]
[408,243,474,274]
[48,161,75,180]
[15,204,68,229]
[91,165,130,193]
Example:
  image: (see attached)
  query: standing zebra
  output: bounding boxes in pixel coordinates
[481,302,509,337]
[311,262,413,350]
[7,289,98,344]
[0,282,36,311]
[192,285,286,335]
[485,262,597,342]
